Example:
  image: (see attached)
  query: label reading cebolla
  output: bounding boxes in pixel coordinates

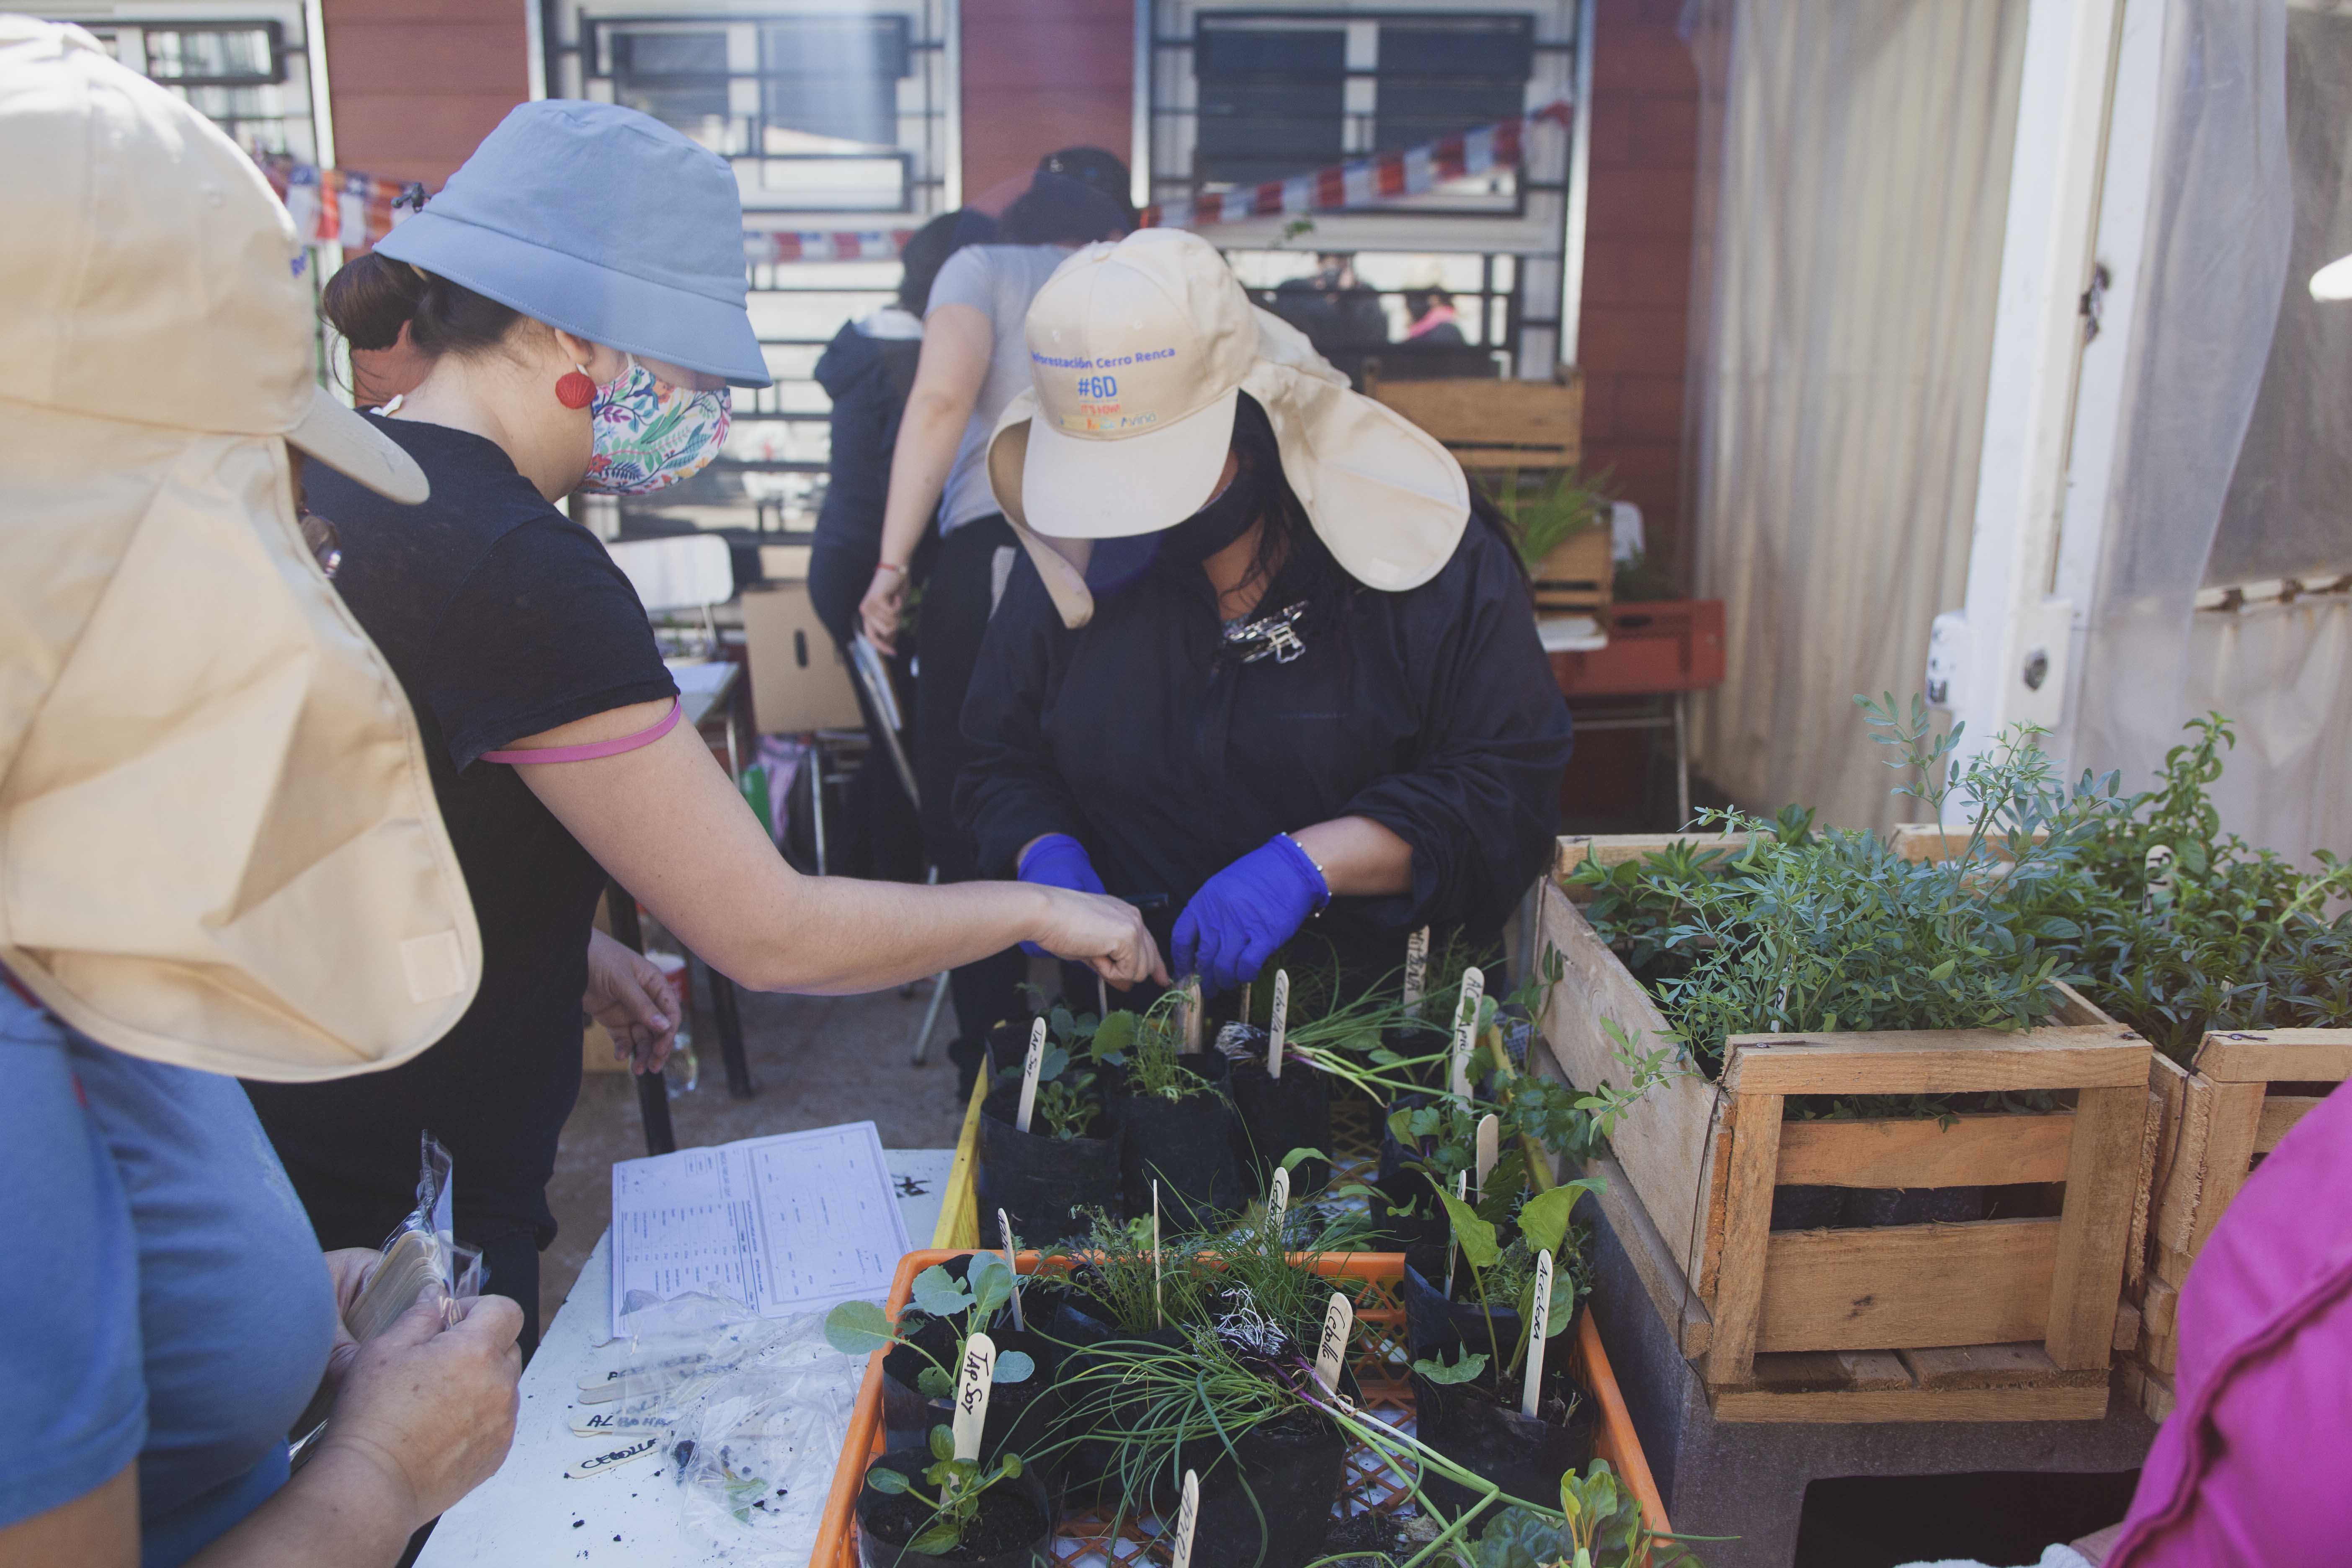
[1014,1016,1048,1134]
[1268,969,1290,1080]
[1522,1250,1554,1418]
[1268,1166,1291,1233]
[1314,1292,1354,1394]
[1403,927,1431,1006]
[1170,1470,1202,1568]
[1474,1113,1501,1201]
[952,1332,996,1462]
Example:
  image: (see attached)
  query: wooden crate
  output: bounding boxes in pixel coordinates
[1533,834,2156,1421]
[1532,524,1613,614]
[2122,1028,2352,1421]
[1366,371,1583,473]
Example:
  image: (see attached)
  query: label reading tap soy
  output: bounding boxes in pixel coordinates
[1314,1292,1354,1394]
[952,1332,996,1461]
[1522,1250,1554,1418]
[1268,969,1290,1079]
[1013,1016,1047,1134]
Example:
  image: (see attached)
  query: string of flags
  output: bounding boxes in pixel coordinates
[743,230,918,265]
[1142,99,1573,231]
[252,152,420,253]
[248,97,1571,264]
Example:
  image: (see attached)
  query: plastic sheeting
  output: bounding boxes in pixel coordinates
[1681,0,2030,831]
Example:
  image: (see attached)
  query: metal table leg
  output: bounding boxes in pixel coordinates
[708,959,753,1100]
[807,736,828,877]
[604,881,676,1157]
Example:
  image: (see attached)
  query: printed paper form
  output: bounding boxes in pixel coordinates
[609,1121,909,1338]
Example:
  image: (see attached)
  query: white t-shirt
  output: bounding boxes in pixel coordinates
[925,243,1073,532]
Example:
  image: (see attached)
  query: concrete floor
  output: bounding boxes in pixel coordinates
[538,977,972,1331]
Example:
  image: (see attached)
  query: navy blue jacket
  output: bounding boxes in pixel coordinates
[812,313,922,559]
[955,516,1573,961]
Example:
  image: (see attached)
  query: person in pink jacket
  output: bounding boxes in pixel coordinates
[2104,1073,2352,1566]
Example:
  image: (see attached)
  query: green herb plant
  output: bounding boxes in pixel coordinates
[1088,989,1214,1102]
[825,1255,1036,1398]
[1440,1460,1709,1568]
[1496,467,1612,576]
[1417,1176,1594,1388]
[862,1423,1030,1555]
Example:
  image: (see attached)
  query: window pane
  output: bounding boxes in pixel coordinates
[611,29,730,129]
[1375,20,1532,151]
[146,26,278,86]
[758,19,906,149]
[1195,26,1344,187]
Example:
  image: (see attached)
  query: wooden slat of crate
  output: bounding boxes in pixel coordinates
[1367,374,1583,471]
[1777,1112,2074,1188]
[2148,1029,2352,1269]
[1756,1218,2059,1353]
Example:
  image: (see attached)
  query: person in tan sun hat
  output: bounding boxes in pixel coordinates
[958,226,1573,1019]
[0,18,525,1566]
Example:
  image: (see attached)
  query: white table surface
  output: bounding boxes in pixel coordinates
[415,1147,953,1568]
[1537,615,1609,654]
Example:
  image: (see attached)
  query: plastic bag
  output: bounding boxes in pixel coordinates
[289,1132,483,1464]
[666,1305,866,1562]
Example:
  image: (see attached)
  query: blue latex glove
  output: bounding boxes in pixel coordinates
[1172,834,1330,997]
[1016,833,1105,956]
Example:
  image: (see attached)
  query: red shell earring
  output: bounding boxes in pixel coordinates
[554,366,596,409]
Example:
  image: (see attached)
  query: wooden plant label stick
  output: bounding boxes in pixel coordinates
[1267,969,1289,1080]
[1313,1291,1354,1394]
[998,1207,1024,1331]
[1152,1180,1163,1327]
[952,1331,996,1462]
[1170,1470,1202,1568]
[1183,977,1204,1050]
[1239,982,1251,1026]
[1521,1250,1554,1418]
[1449,966,1485,1102]
[1445,1170,1469,1299]
[1474,1113,1500,1202]
[1403,926,1430,1006]
[1268,1166,1290,1234]
[1013,1016,1047,1134]
[1097,975,1109,1016]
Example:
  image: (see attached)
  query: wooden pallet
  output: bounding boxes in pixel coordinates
[1531,836,2155,1421]
[2122,1027,2352,1420]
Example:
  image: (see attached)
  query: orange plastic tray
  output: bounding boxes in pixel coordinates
[809,1248,1668,1566]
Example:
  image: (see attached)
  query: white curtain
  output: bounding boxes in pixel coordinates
[1681,0,2031,830]
[2069,0,2344,859]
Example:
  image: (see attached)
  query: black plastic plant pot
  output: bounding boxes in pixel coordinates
[1227,1057,1331,1195]
[1366,1172,1452,1254]
[1401,1261,1539,1390]
[856,1448,1056,1568]
[1105,1052,1246,1229]
[1843,1185,1985,1228]
[1410,1369,1594,1522]
[976,1085,1122,1245]
[1183,1398,1351,1568]
[919,1328,1061,1465]
[1769,1184,1844,1231]
[1034,1312,1188,1508]
[1375,1093,1431,1187]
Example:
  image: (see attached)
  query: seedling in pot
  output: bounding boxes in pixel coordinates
[997,1005,1105,1140]
[1437,1459,1712,1568]
[824,1254,1036,1399]
[861,1423,1030,1557]
[1420,1175,1595,1387]
[1089,990,1212,1103]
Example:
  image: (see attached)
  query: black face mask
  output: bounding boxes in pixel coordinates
[1155,461,1260,567]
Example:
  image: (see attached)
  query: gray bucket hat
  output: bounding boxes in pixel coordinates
[376,101,771,387]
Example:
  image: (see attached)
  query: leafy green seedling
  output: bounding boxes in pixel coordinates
[864,1424,1029,1555]
[825,1256,1034,1399]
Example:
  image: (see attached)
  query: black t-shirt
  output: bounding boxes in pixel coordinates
[245,418,676,1230]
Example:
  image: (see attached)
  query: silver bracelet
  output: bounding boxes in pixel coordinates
[1281,832,1332,906]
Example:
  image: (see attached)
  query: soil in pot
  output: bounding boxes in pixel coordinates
[1366,1172,1451,1254]
[1104,1052,1246,1229]
[1227,1056,1331,1195]
[977,1084,1121,1245]
[1181,1397,1350,1568]
[856,1448,1055,1568]
[1842,1186,1985,1227]
[1771,1184,1844,1231]
[917,1328,1060,1465]
[1410,1367,1593,1520]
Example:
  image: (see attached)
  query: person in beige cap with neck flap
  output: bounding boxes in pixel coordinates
[960,227,1574,1011]
[0,20,521,1566]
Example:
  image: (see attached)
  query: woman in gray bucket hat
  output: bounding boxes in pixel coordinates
[246,102,1164,1354]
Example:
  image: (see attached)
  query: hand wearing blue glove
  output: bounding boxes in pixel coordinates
[1016,833,1106,956]
[1173,833,1331,997]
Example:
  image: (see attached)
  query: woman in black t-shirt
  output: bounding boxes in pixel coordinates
[243,103,1161,1354]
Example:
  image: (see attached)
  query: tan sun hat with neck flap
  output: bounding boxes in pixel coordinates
[0,18,481,1081]
[986,227,1470,628]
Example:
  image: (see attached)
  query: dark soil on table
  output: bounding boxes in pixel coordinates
[862,1486,1047,1560]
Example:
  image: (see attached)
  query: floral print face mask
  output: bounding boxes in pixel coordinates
[578,354,732,495]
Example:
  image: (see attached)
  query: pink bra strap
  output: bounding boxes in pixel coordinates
[481,697,682,765]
